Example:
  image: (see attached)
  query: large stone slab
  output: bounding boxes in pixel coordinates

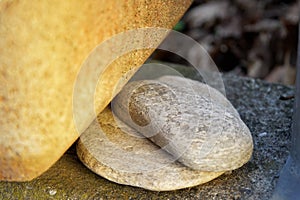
[0,64,294,199]
[0,0,191,181]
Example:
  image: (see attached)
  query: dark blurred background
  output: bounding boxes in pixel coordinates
[151,0,299,85]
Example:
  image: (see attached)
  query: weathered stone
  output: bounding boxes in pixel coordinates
[0,65,294,199]
[77,108,224,191]
[112,76,253,172]
[0,0,192,181]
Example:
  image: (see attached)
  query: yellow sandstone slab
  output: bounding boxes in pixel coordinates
[0,0,192,181]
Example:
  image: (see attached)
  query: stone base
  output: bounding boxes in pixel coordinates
[0,64,294,199]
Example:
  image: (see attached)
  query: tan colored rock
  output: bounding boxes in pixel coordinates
[77,107,224,191]
[112,76,253,172]
[0,0,192,181]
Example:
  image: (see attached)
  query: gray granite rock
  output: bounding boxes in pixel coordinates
[0,64,294,199]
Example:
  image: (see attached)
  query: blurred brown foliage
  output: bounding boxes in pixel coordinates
[153,0,299,85]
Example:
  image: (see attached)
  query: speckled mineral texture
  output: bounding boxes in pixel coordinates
[0,64,294,199]
[112,76,253,172]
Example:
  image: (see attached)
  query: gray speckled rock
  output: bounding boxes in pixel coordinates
[112,76,253,172]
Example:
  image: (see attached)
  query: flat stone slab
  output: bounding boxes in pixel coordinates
[0,64,294,199]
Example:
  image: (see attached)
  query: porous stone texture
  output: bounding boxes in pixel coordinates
[0,65,294,199]
[77,107,224,191]
[112,76,253,172]
[0,0,192,181]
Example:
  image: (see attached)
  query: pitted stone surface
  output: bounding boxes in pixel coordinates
[112,76,253,172]
[77,108,224,191]
[0,65,294,199]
